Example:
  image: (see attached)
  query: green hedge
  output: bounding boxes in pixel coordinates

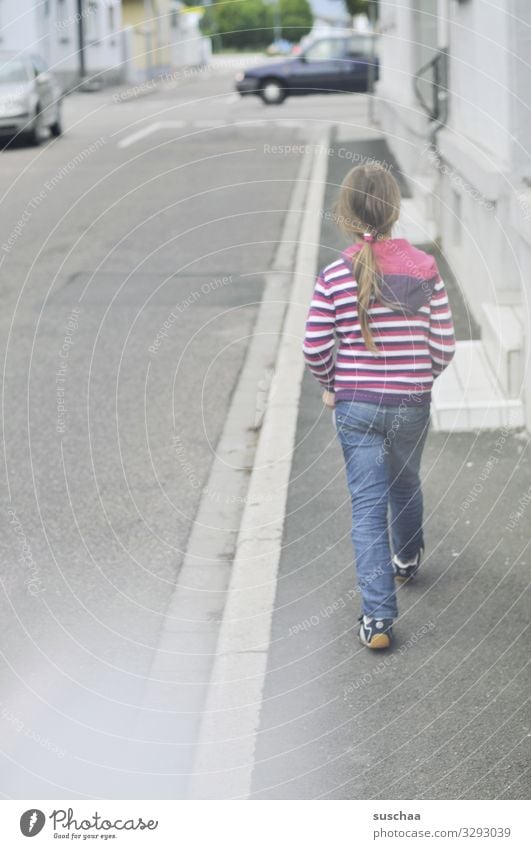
[201,0,313,50]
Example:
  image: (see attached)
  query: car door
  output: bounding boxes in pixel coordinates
[339,35,378,92]
[287,38,349,95]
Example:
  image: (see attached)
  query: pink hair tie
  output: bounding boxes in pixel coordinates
[363,232,375,243]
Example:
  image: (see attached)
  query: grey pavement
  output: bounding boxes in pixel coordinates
[250,136,531,800]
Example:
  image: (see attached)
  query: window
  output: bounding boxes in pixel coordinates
[347,36,374,58]
[304,39,346,62]
[86,0,100,42]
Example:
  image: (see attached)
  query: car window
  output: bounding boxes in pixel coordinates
[304,39,346,62]
[347,36,374,58]
[0,58,31,84]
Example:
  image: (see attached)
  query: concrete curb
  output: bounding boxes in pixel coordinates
[189,128,331,799]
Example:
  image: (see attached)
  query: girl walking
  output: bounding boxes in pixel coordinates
[303,163,456,649]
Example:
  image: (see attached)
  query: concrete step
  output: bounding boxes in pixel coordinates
[431,340,525,431]
[481,302,524,398]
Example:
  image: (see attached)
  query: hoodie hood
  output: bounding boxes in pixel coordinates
[342,238,439,314]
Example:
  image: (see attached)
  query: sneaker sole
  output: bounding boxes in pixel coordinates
[395,573,415,583]
[359,633,391,650]
[393,550,423,583]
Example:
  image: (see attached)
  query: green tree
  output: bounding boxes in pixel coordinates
[201,0,274,50]
[279,0,313,42]
[343,0,374,17]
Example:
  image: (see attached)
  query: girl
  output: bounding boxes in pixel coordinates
[303,163,455,649]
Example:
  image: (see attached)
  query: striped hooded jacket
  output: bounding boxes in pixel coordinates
[303,238,456,406]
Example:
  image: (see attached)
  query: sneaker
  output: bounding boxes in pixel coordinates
[358,615,393,649]
[393,547,423,583]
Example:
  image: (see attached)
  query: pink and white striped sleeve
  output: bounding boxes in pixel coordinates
[429,278,456,377]
[303,274,336,390]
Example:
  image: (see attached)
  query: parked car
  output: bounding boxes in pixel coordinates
[0,52,63,145]
[235,34,378,104]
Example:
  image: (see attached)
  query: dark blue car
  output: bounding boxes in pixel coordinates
[235,34,379,105]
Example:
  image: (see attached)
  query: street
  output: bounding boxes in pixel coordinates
[0,64,370,797]
[0,60,529,803]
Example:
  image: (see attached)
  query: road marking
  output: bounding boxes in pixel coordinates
[189,128,330,799]
[117,118,308,148]
[117,120,186,149]
[193,119,226,128]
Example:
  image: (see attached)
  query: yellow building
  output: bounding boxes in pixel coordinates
[121,0,174,79]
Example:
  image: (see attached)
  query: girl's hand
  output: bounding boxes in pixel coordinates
[322,390,335,408]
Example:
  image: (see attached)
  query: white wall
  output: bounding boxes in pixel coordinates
[376,0,439,179]
[0,0,41,54]
[446,0,511,166]
[170,8,210,69]
[435,1,521,308]
[376,0,531,425]
[507,0,531,425]
[56,0,123,86]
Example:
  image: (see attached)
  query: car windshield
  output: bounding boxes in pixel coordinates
[346,36,375,57]
[304,39,346,62]
[0,58,29,84]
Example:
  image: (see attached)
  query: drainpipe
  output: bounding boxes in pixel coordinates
[367,0,378,125]
[77,0,86,83]
[429,0,450,146]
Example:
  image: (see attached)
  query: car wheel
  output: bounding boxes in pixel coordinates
[50,107,63,137]
[260,79,286,105]
[27,107,42,146]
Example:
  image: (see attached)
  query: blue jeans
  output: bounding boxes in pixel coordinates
[334,400,431,619]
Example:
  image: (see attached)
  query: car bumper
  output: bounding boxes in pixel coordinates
[0,114,31,134]
[236,78,260,96]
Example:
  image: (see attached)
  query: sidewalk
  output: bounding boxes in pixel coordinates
[249,135,531,799]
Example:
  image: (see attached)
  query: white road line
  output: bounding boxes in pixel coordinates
[117,118,308,148]
[117,120,186,149]
[117,122,162,149]
[189,128,330,800]
[193,119,226,128]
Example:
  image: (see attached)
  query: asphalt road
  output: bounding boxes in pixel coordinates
[0,63,376,798]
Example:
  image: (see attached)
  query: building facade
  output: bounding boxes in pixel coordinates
[376,0,531,430]
[0,0,124,88]
[0,0,209,88]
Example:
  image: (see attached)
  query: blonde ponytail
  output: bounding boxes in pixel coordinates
[354,241,381,353]
[333,163,401,355]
